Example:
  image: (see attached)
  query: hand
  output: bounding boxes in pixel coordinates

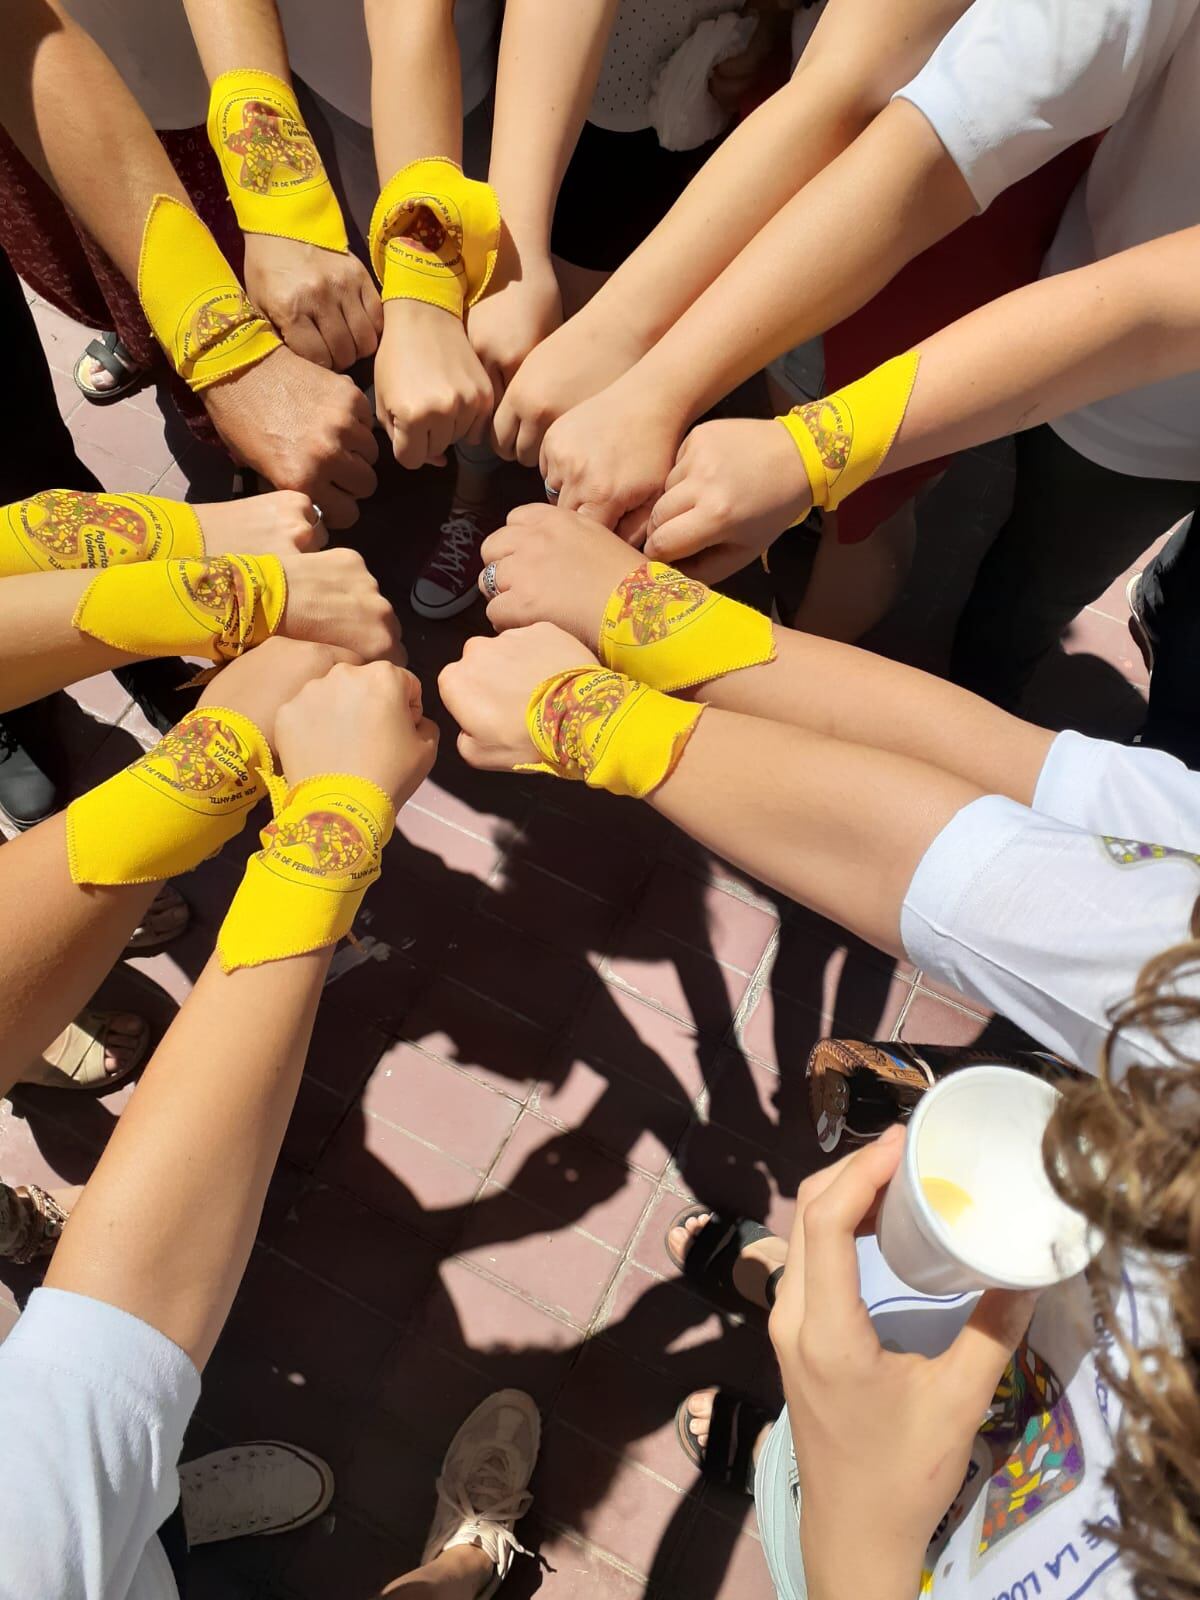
[374,300,493,470]
[278,547,404,664]
[466,241,562,406]
[768,1129,1037,1598]
[439,622,597,770]
[492,306,648,467]
[479,503,644,645]
[242,234,383,371]
[197,634,358,750]
[540,372,689,541]
[274,659,439,811]
[643,418,813,583]
[203,345,379,530]
[197,490,328,558]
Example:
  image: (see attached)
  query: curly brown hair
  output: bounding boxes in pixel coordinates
[1045,930,1200,1600]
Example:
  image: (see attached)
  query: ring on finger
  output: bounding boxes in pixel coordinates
[309,502,325,531]
[544,478,561,504]
[481,561,500,601]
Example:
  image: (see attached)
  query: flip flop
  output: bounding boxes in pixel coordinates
[72,331,149,406]
[675,1388,776,1497]
[664,1204,784,1310]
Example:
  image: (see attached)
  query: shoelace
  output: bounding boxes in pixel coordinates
[184,1448,292,1540]
[434,1439,533,1567]
[428,513,482,582]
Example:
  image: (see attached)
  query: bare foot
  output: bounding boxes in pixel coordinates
[668,1212,789,1309]
[80,356,117,393]
[682,1388,774,1464]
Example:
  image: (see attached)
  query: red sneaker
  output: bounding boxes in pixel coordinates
[411,509,486,619]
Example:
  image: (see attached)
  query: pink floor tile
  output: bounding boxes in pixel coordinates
[534,1052,691,1178]
[669,1119,805,1240]
[600,1265,775,1398]
[391,801,503,897]
[603,934,750,1039]
[519,803,658,904]
[900,989,992,1048]
[566,980,716,1105]
[279,1507,415,1600]
[769,917,913,1035]
[31,299,93,373]
[504,1522,648,1600]
[358,1041,521,1169]
[65,672,133,727]
[302,1002,391,1098]
[629,1188,697,1279]
[556,1339,706,1491]
[536,1420,692,1578]
[334,1409,445,1542]
[399,977,549,1099]
[71,396,177,480]
[1065,606,1151,687]
[636,863,780,975]
[318,1113,482,1246]
[281,1077,349,1170]
[73,436,160,494]
[487,859,623,954]
[489,1114,655,1251]
[662,1511,780,1599]
[377,1332,505,1449]
[457,1185,622,1328]
[705,1047,824,1170]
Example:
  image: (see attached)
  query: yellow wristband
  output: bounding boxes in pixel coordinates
[138,195,282,391]
[66,707,272,886]
[519,666,703,799]
[598,562,775,692]
[776,350,920,514]
[368,158,500,318]
[217,772,396,971]
[208,68,348,254]
[0,490,204,576]
[73,554,287,665]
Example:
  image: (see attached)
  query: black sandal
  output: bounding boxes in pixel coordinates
[664,1204,784,1309]
[73,331,149,406]
[675,1388,776,1497]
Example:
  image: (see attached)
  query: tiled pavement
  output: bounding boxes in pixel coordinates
[0,296,1157,1599]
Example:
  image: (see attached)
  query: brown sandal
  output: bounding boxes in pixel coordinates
[125,882,190,953]
[0,1182,68,1263]
[23,1008,150,1092]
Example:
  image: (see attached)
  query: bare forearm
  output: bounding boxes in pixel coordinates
[887,225,1200,474]
[589,0,969,351]
[180,0,292,80]
[649,708,980,956]
[366,0,462,176]
[47,948,330,1367]
[0,571,143,712]
[489,0,617,248]
[0,816,157,1089]
[635,99,974,428]
[1,0,191,284]
[696,626,1054,805]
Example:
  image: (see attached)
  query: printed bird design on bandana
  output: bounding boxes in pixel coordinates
[185,291,259,362]
[796,395,852,481]
[225,100,322,194]
[611,566,709,647]
[146,715,253,798]
[264,809,370,879]
[541,672,635,780]
[21,490,150,568]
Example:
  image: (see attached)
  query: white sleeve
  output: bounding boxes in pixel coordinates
[0,1287,201,1600]
[894,0,1188,210]
[1033,729,1200,854]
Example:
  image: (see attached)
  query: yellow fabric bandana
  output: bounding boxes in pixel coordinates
[519,666,703,799]
[598,561,776,692]
[368,158,501,318]
[67,707,271,886]
[138,195,281,391]
[208,68,349,254]
[776,350,920,518]
[217,772,395,971]
[0,490,204,576]
[73,554,287,665]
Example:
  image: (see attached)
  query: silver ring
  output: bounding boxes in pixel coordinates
[310,502,325,530]
[544,478,560,504]
[481,561,500,601]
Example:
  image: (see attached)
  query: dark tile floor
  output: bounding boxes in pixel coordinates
[0,295,1158,1598]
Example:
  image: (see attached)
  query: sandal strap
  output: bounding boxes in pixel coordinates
[1,1184,67,1264]
[677,1209,772,1296]
[41,1012,110,1084]
[83,333,137,381]
[694,1390,772,1496]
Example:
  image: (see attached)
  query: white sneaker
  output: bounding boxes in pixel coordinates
[421,1390,541,1598]
[179,1440,334,1545]
[411,509,486,619]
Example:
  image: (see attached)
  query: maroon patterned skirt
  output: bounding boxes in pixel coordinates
[0,125,243,443]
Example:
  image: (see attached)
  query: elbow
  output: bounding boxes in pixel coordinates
[780,57,886,147]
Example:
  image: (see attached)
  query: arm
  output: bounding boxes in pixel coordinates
[180,0,382,371]
[43,659,436,1368]
[494,0,970,465]
[468,0,619,397]
[365,0,493,469]
[645,224,1200,576]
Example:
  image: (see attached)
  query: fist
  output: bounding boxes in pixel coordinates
[466,248,561,400]
[275,659,439,811]
[479,503,643,645]
[374,300,493,469]
[197,490,328,558]
[242,234,383,372]
[203,345,379,530]
[439,622,597,771]
[198,634,358,749]
[279,546,404,664]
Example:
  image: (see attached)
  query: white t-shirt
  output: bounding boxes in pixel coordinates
[590,0,735,132]
[0,1288,199,1600]
[896,0,1200,480]
[276,0,499,126]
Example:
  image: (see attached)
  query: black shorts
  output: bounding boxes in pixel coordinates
[551,119,721,274]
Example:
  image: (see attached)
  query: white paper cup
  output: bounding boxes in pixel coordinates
[876,1065,1098,1295]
